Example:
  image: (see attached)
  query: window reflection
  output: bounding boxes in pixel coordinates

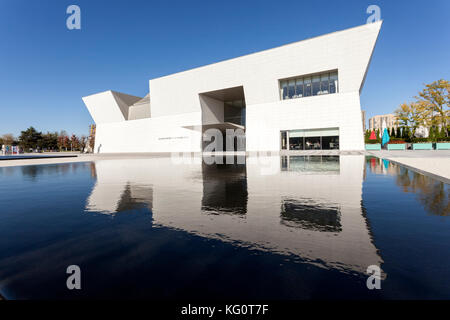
[281,199,342,232]
[288,79,295,99]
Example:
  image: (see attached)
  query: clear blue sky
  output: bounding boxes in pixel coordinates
[0,0,449,137]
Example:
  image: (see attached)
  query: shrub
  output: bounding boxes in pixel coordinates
[437,136,450,142]
[412,137,431,143]
[388,139,406,144]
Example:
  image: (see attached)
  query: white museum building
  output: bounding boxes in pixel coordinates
[83,21,382,153]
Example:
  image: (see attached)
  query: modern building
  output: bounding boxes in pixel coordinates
[368,113,398,132]
[83,21,382,153]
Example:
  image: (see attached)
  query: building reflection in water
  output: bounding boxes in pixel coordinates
[85,155,382,275]
[85,160,154,216]
[281,155,340,174]
[201,161,248,215]
[281,199,342,232]
[366,157,449,216]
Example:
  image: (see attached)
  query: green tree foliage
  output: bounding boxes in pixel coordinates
[40,132,58,151]
[364,130,369,143]
[402,127,410,141]
[18,127,43,150]
[375,129,381,143]
[8,127,86,152]
[440,126,447,140]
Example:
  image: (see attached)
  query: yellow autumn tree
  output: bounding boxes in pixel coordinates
[416,79,449,136]
[395,102,427,136]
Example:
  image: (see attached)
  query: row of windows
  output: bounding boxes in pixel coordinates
[280,71,338,100]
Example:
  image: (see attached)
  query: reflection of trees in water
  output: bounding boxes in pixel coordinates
[395,167,449,216]
[20,163,86,180]
[366,157,449,216]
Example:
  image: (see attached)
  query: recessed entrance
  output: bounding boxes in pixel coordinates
[199,86,246,151]
[281,128,339,150]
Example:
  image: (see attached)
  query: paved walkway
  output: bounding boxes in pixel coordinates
[367,150,450,183]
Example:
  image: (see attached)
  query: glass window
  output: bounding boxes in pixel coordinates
[281,80,288,99]
[288,80,295,99]
[304,77,312,97]
[320,73,329,94]
[312,75,320,96]
[329,71,338,94]
[295,78,304,97]
[289,137,303,150]
[305,136,321,150]
[279,70,337,100]
[322,136,339,150]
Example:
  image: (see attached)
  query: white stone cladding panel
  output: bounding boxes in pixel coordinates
[94,112,202,153]
[246,92,364,151]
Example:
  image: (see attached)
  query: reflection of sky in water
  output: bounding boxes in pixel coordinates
[0,156,449,299]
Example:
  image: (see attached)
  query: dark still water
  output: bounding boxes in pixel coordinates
[0,156,449,299]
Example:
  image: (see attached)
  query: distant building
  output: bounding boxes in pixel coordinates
[361,110,366,131]
[86,124,96,153]
[368,114,398,131]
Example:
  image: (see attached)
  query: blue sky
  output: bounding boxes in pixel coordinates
[0,0,449,136]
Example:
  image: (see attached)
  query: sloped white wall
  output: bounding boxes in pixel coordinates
[83,91,127,124]
[149,22,381,118]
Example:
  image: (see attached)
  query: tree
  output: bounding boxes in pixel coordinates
[79,135,87,153]
[395,102,427,137]
[429,126,435,141]
[40,132,58,151]
[18,127,42,151]
[70,134,79,151]
[416,79,449,137]
[57,131,68,151]
[403,127,410,141]
[1,133,15,145]
[440,126,447,140]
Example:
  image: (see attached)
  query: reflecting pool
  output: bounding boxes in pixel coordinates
[0,155,449,299]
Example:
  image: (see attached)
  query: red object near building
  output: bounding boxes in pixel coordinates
[369,130,376,140]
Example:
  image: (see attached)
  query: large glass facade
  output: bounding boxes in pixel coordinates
[280,71,338,100]
[281,128,339,150]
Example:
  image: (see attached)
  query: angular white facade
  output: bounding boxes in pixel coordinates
[83,22,382,153]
